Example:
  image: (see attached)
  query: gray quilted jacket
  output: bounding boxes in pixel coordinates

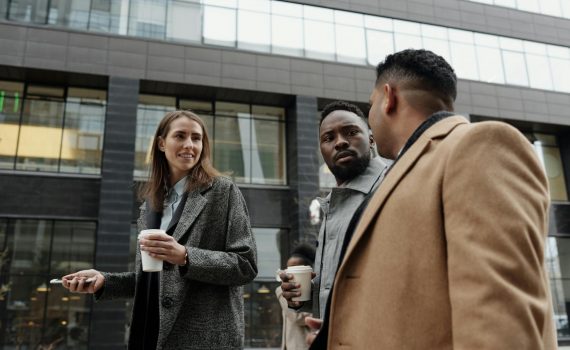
[96,176,258,349]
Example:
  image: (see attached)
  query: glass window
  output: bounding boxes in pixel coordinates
[8,0,49,23]
[517,0,540,12]
[237,9,271,52]
[88,0,129,34]
[214,102,251,183]
[546,237,570,338]
[128,0,167,39]
[540,0,562,17]
[366,30,394,66]
[48,0,90,29]
[304,19,335,61]
[203,5,236,47]
[502,51,529,86]
[394,33,422,52]
[0,81,24,170]
[562,0,570,18]
[251,106,286,185]
[494,0,516,6]
[243,281,282,348]
[364,15,392,31]
[16,86,65,172]
[134,94,176,179]
[0,219,95,350]
[525,54,553,90]
[166,0,201,42]
[476,46,505,84]
[450,42,479,81]
[335,24,366,64]
[271,13,303,56]
[550,58,570,93]
[422,37,451,64]
[60,88,106,174]
[529,133,568,202]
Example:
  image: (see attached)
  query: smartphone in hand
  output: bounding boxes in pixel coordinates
[50,278,94,285]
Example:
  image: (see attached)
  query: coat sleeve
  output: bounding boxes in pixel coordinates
[442,122,555,348]
[182,182,258,286]
[95,272,136,301]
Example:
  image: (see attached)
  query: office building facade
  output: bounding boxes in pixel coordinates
[0,0,568,348]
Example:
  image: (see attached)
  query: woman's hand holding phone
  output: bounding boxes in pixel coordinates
[61,269,105,294]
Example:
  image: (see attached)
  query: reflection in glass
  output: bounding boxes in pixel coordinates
[88,0,129,34]
[366,30,394,66]
[546,237,570,338]
[238,9,271,52]
[502,51,529,86]
[60,88,106,174]
[214,103,251,183]
[243,281,282,348]
[0,81,24,170]
[48,0,90,29]
[251,106,286,185]
[0,219,96,350]
[128,0,166,39]
[166,0,201,42]
[304,19,335,61]
[528,133,568,202]
[450,42,479,81]
[8,0,49,23]
[335,24,366,64]
[203,5,236,46]
[526,54,553,90]
[476,46,505,84]
[134,95,176,179]
[271,14,303,56]
[550,58,570,93]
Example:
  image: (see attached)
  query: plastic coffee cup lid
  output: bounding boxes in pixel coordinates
[138,229,165,239]
[286,265,312,273]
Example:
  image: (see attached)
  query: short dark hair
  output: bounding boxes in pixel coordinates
[375,49,457,110]
[320,100,367,127]
[290,243,316,267]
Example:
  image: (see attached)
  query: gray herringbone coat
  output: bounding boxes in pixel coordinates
[97,176,258,349]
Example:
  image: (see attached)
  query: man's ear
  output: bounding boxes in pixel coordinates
[383,83,396,115]
[369,132,375,148]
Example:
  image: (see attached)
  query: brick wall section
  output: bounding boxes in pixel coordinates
[287,96,320,244]
[90,76,139,350]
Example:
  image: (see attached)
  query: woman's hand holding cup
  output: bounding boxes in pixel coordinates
[139,230,187,267]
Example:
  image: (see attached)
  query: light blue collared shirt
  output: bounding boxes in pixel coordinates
[160,176,187,231]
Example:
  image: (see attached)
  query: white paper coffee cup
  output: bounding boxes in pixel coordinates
[285,265,313,301]
[138,229,165,272]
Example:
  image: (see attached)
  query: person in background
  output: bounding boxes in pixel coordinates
[309,49,556,349]
[61,110,257,350]
[279,101,386,321]
[276,243,316,350]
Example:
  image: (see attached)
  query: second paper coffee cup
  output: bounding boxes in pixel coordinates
[285,265,313,301]
[138,229,165,272]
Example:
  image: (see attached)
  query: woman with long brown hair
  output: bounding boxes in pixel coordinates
[62,110,258,349]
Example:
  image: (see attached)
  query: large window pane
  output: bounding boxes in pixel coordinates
[60,88,106,174]
[0,219,96,350]
[214,102,250,183]
[134,95,176,179]
[251,106,286,185]
[7,220,51,275]
[476,46,505,84]
[16,86,65,172]
[517,0,540,12]
[550,58,570,93]
[450,42,479,81]
[8,0,49,23]
[304,19,335,60]
[48,0,90,29]
[366,30,394,66]
[525,54,553,90]
[238,9,270,52]
[335,24,366,64]
[271,14,303,56]
[530,133,568,202]
[0,81,24,170]
[502,51,529,86]
[166,0,201,42]
[203,5,236,46]
[422,37,451,64]
[546,237,570,338]
[243,281,282,348]
[128,0,166,39]
[88,0,128,34]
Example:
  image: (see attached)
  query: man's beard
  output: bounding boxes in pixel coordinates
[329,151,370,184]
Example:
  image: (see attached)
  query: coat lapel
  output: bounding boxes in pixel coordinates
[170,186,209,242]
[341,116,468,266]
